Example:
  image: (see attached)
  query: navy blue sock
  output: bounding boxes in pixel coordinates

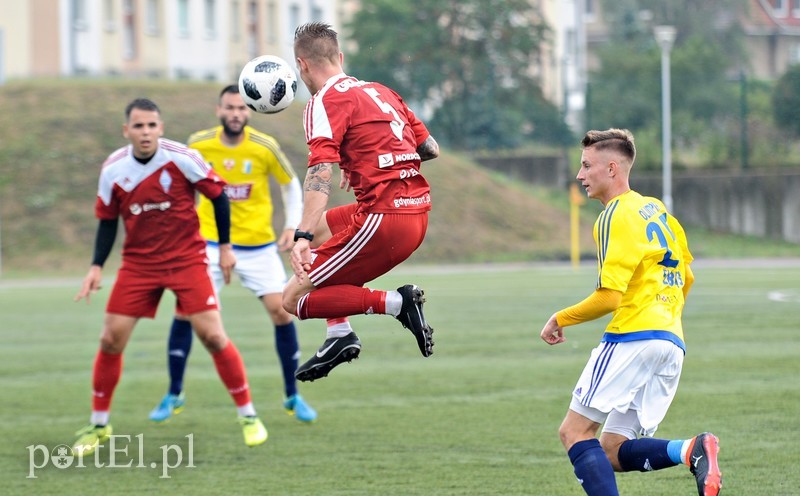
[167,318,193,396]
[275,322,299,397]
[618,438,679,472]
[568,439,619,496]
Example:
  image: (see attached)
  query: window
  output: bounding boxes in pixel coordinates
[248,0,257,23]
[290,4,301,34]
[231,1,240,41]
[71,0,87,30]
[266,2,276,43]
[103,0,116,31]
[247,1,259,59]
[793,0,800,16]
[123,0,136,59]
[204,0,217,38]
[146,0,160,35]
[178,0,190,37]
[311,6,323,22]
[585,0,596,21]
[773,0,786,15]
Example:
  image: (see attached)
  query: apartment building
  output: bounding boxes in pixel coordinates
[0,0,339,83]
[2,0,799,117]
[743,0,800,79]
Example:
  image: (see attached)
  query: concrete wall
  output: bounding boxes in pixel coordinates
[632,170,800,244]
[477,156,800,244]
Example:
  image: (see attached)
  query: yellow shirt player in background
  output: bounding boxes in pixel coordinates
[149,85,316,424]
[539,129,722,496]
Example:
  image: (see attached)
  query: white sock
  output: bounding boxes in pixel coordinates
[237,402,256,417]
[326,318,354,338]
[90,411,110,426]
[385,290,403,317]
[680,438,693,465]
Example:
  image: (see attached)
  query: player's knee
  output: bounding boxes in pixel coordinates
[281,297,297,316]
[558,425,572,450]
[281,291,299,316]
[271,307,294,324]
[99,331,125,354]
[197,331,228,353]
[558,420,591,451]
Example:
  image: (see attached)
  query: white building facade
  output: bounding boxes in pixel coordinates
[0,0,338,83]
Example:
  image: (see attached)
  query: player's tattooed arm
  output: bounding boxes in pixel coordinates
[304,162,335,196]
[417,135,440,162]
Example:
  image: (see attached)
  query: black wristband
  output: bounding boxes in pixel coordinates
[293,229,314,242]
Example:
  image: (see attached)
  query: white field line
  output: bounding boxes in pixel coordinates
[1,258,800,289]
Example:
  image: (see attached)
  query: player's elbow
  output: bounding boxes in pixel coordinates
[418,136,439,162]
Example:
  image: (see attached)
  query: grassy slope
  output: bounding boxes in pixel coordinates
[0,80,796,275]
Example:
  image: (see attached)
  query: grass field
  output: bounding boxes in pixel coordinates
[1,261,799,495]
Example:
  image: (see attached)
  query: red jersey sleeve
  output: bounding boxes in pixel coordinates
[306,99,353,167]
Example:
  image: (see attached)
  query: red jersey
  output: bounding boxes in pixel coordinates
[303,73,432,214]
[95,138,226,269]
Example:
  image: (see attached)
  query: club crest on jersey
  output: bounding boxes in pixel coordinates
[242,160,252,174]
[159,170,172,193]
[223,158,235,170]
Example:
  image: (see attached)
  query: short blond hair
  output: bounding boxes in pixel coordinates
[294,22,340,64]
[581,128,636,164]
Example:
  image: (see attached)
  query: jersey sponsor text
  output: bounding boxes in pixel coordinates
[224,183,254,201]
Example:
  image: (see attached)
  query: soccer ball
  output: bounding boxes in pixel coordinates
[238,55,298,114]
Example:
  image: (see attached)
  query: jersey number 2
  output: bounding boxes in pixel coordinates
[645,213,679,268]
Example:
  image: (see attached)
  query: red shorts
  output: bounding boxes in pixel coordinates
[106,263,219,318]
[309,204,428,288]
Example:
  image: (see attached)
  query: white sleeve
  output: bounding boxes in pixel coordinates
[280,176,303,230]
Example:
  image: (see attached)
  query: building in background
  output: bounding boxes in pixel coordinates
[538,0,589,135]
[742,0,800,79]
[0,0,338,83]
[3,1,800,116]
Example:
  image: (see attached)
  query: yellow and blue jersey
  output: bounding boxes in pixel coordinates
[191,126,296,247]
[595,190,693,351]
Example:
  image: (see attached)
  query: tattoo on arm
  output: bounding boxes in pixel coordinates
[417,136,440,162]
[304,162,335,196]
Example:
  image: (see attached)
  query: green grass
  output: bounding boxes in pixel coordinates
[2,262,799,495]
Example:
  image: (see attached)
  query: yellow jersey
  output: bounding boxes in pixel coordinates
[191,126,296,247]
[595,190,693,351]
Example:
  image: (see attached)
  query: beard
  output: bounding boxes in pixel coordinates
[221,118,246,138]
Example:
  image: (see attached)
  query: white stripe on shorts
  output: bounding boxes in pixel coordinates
[309,213,383,286]
[583,341,617,407]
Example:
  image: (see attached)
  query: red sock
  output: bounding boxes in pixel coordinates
[92,350,123,412]
[211,341,251,407]
[298,285,386,319]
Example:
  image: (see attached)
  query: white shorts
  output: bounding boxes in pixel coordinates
[569,339,684,438]
[206,243,288,297]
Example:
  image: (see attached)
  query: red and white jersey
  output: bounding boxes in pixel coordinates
[95,138,226,269]
[303,73,432,214]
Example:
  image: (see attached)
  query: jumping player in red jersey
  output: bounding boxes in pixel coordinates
[72,98,267,455]
[284,22,440,381]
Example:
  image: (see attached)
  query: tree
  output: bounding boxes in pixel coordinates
[344,0,572,150]
[587,0,748,168]
[772,64,800,137]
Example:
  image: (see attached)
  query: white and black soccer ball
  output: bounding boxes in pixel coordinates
[238,55,298,114]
